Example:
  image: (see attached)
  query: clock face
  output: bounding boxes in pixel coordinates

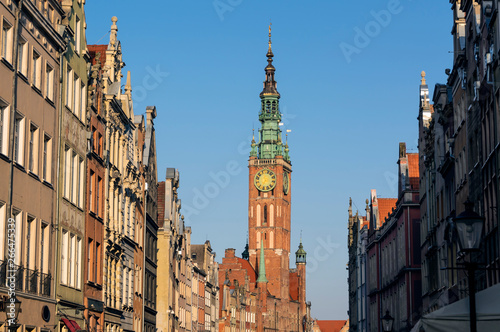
[254,169,276,192]
[283,172,289,194]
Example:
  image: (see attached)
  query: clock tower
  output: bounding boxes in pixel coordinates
[248,24,292,300]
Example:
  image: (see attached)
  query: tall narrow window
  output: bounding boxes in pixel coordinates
[0,101,8,155]
[28,123,38,174]
[13,112,24,165]
[97,177,101,217]
[32,49,41,88]
[64,146,70,198]
[69,233,75,287]
[26,216,36,270]
[96,242,101,284]
[81,83,86,120]
[13,210,22,266]
[75,17,81,54]
[89,171,94,212]
[43,135,51,182]
[17,37,27,76]
[263,205,268,225]
[73,74,80,118]
[76,237,82,289]
[79,157,84,208]
[2,20,13,63]
[66,65,73,109]
[88,238,94,282]
[46,64,54,101]
[61,230,69,285]
[69,150,75,201]
[40,222,49,274]
[0,203,5,260]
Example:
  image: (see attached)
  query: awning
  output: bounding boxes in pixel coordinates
[421,283,500,332]
[61,318,82,332]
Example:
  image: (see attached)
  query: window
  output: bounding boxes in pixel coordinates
[2,19,13,63]
[79,157,84,208]
[26,216,36,270]
[0,101,9,155]
[81,82,86,120]
[13,112,24,165]
[97,177,101,217]
[64,146,70,198]
[73,74,80,118]
[98,133,102,156]
[66,65,73,109]
[88,238,94,282]
[45,63,54,101]
[89,171,94,212]
[61,230,69,285]
[0,202,5,260]
[76,237,82,289]
[18,37,27,76]
[42,134,51,182]
[96,242,101,284]
[32,49,41,88]
[40,222,49,274]
[69,233,75,287]
[13,210,22,266]
[28,123,38,174]
[75,17,81,54]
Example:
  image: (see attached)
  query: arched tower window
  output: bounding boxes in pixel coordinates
[270,204,274,227]
[257,205,261,227]
[263,205,268,225]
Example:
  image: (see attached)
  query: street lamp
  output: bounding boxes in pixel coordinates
[453,199,485,332]
[381,310,394,332]
[2,296,22,331]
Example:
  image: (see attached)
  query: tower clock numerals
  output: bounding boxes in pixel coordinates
[254,169,277,192]
[283,172,289,194]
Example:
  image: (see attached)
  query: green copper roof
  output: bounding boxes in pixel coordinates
[295,240,307,264]
[251,29,289,162]
[256,239,268,283]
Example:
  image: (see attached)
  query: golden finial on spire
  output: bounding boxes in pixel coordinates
[268,21,272,52]
[421,71,426,85]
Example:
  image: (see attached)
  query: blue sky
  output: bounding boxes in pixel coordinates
[85,0,452,320]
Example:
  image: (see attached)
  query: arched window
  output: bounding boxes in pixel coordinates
[263,205,268,225]
[257,205,261,226]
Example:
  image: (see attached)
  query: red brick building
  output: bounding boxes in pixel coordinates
[218,27,311,332]
[366,143,422,332]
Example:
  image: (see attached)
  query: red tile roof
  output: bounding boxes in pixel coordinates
[378,198,397,223]
[316,320,347,332]
[407,153,420,190]
[236,257,257,284]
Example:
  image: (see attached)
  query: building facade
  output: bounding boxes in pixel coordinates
[0,0,65,330]
[56,0,88,329]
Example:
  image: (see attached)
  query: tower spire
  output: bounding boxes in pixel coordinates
[257,237,268,283]
[261,23,279,98]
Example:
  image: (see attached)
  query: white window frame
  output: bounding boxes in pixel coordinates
[18,36,28,77]
[0,202,5,260]
[75,17,81,54]
[13,112,25,165]
[28,122,39,174]
[0,100,9,156]
[61,230,68,285]
[66,65,73,109]
[42,134,52,183]
[13,209,22,266]
[45,62,54,101]
[2,19,13,63]
[32,48,42,89]
[73,74,80,118]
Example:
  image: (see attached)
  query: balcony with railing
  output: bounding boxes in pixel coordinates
[0,260,52,297]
